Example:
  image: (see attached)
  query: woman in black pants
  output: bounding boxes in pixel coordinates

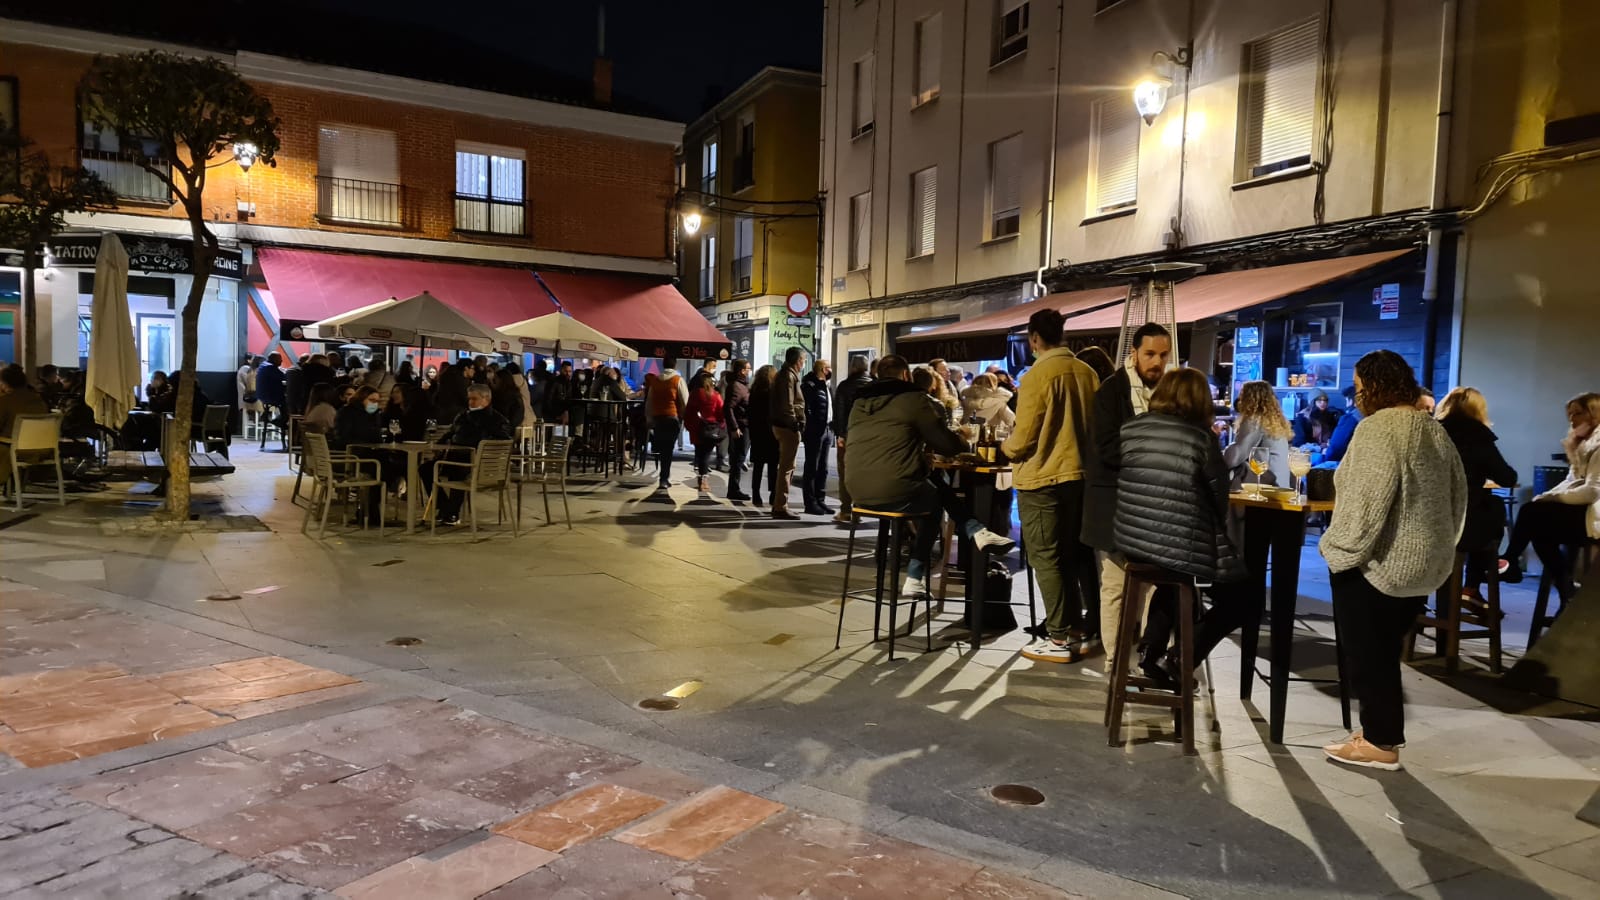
[1500,392,1600,601]
[746,365,779,506]
[1436,387,1519,607]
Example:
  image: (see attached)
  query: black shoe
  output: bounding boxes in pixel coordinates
[751,494,764,506]
[1497,558,1524,584]
[1139,654,1177,690]
[727,491,751,502]
[816,504,834,516]
[439,514,460,527]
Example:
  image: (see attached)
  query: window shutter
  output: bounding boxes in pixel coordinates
[992,135,1022,216]
[910,167,936,256]
[850,192,871,270]
[854,55,875,133]
[319,125,398,184]
[916,15,942,100]
[1245,19,1319,170]
[1092,98,1139,211]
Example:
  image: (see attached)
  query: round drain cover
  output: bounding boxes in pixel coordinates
[638,697,680,711]
[386,637,423,646]
[990,784,1045,806]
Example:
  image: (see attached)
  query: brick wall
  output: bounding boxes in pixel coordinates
[2,42,674,261]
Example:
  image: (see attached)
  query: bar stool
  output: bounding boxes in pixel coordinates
[835,506,934,661]
[1105,564,1199,756]
[1529,538,1600,648]
[1407,549,1503,673]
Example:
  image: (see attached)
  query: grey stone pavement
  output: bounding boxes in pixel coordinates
[3,443,1600,898]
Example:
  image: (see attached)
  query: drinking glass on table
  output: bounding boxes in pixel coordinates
[1288,448,1313,503]
[387,420,401,442]
[1247,447,1270,500]
[957,422,980,446]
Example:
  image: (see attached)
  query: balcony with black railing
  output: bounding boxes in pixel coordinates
[77,150,171,205]
[316,176,405,227]
[454,194,526,237]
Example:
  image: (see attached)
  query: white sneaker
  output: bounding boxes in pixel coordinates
[972,528,1016,555]
[901,576,929,598]
[1021,639,1077,664]
[832,511,854,524]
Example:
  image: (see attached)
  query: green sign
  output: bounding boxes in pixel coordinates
[768,306,814,370]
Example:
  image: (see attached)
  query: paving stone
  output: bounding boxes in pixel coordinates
[181,784,396,858]
[615,785,785,861]
[332,834,555,899]
[451,739,639,810]
[493,783,666,852]
[480,838,684,899]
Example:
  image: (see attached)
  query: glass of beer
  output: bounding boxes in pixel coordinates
[1288,448,1313,503]
[1248,448,1270,500]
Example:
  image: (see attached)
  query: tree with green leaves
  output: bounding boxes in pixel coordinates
[0,134,116,373]
[81,50,280,521]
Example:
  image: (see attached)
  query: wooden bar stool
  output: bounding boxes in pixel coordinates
[835,507,934,661]
[1105,563,1199,756]
[1407,549,1504,673]
[1529,539,1599,648]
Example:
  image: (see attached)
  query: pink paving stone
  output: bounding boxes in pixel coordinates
[614,785,784,861]
[954,868,1085,899]
[480,838,684,899]
[224,698,442,760]
[258,798,477,890]
[604,764,709,802]
[493,783,666,852]
[333,835,556,900]
[451,741,639,810]
[180,783,395,858]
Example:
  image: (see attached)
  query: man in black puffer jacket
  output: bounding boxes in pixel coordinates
[1113,367,1252,686]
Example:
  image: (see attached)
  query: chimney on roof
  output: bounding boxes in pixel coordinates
[593,4,613,106]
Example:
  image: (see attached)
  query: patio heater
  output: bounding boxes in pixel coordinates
[1107,262,1203,361]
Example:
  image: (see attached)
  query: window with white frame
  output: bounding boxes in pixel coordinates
[913,14,942,106]
[848,192,871,271]
[79,92,170,204]
[1239,19,1320,180]
[1089,97,1139,214]
[852,54,876,137]
[699,225,717,301]
[908,167,936,258]
[987,134,1022,240]
[733,216,754,293]
[734,114,755,190]
[993,0,1029,65]
[318,124,401,225]
[455,143,526,235]
[701,138,718,194]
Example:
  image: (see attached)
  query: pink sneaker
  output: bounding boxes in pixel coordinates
[1323,733,1401,771]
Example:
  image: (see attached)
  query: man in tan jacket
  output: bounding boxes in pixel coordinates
[1001,309,1100,663]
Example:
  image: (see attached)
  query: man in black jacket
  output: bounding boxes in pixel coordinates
[430,383,513,525]
[1081,322,1171,671]
[830,355,872,524]
[723,359,752,501]
[800,359,834,515]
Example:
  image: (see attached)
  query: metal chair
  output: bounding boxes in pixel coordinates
[300,432,383,539]
[193,404,231,456]
[7,413,66,511]
[427,439,516,537]
[514,434,572,530]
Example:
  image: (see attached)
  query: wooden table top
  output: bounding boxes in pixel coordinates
[930,456,1012,475]
[1228,492,1334,513]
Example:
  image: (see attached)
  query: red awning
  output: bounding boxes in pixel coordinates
[257,247,557,333]
[535,270,729,358]
[1062,249,1414,333]
[896,286,1127,362]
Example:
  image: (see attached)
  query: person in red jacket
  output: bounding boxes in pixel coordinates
[684,376,726,494]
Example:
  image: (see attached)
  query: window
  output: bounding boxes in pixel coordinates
[1089,97,1139,214]
[913,15,942,106]
[0,77,15,136]
[699,225,717,301]
[908,167,936,257]
[1239,19,1320,180]
[701,138,718,194]
[852,54,876,137]
[79,95,170,204]
[993,0,1029,66]
[455,143,525,235]
[732,216,755,294]
[987,135,1022,240]
[317,124,401,225]
[848,192,871,271]
[733,114,755,190]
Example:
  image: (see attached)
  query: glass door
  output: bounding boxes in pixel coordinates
[137,313,175,398]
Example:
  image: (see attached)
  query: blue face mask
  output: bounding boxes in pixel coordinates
[364,402,380,414]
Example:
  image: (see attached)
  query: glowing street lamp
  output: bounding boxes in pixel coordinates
[232,141,259,172]
[1132,46,1192,125]
[681,210,703,235]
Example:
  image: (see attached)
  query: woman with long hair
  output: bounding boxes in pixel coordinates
[1223,381,1292,491]
[303,383,339,434]
[1499,392,1600,596]
[1076,346,1117,382]
[959,373,1016,428]
[1436,387,1518,606]
[747,365,779,506]
[684,373,726,493]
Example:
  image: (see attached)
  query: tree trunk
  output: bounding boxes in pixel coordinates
[19,251,39,375]
[160,206,216,522]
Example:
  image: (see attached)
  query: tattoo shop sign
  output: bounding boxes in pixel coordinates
[47,234,243,279]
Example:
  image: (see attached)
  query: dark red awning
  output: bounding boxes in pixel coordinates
[535,270,729,358]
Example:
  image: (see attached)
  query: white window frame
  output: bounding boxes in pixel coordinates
[852,54,876,137]
[699,225,717,301]
[993,0,1030,66]
[1237,18,1322,182]
[318,124,399,185]
[1088,98,1139,215]
[701,138,719,195]
[454,141,526,235]
[912,14,942,107]
[732,215,755,294]
[987,135,1022,241]
[907,167,937,258]
[848,192,871,272]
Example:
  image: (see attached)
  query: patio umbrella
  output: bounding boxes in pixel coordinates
[84,233,139,428]
[308,291,506,353]
[495,312,639,361]
[304,298,398,341]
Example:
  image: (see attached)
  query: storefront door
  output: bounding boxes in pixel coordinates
[137,313,174,395]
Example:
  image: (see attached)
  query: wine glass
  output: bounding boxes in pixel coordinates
[387,420,402,442]
[1288,448,1313,503]
[1247,448,1270,500]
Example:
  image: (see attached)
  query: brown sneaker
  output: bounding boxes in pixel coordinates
[1323,734,1401,771]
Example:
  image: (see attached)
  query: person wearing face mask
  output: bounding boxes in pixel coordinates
[427,383,514,526]
[330,386,388,525]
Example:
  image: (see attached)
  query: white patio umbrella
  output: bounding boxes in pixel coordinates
[307,291,507,353]
[84,233,139,428]
[495,312,639,361]
[304,297,398,341]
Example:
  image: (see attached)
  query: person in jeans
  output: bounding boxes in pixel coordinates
[831,356,872,524]
[1321,350,1467,771]
[723,359,752,501]
[684,375,726,494]
[256,352,287,431]
[644,357,689,490]
[844,354,1015,599]
[1001,309,1101,664]
[801,359,834,516]
[770,346,806,520]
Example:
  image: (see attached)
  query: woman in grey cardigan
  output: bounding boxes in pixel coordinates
[1320,351,1467,771]
[1223,381,1292,491]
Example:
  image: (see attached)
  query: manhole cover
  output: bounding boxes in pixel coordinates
[990,784,1046,806]
[387,636,424,646]
[638,698,680,711]
[203,593,241,602]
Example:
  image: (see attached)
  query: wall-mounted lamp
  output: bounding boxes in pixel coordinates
[1133,46,1192,125]
[232,141,259,172]
[681,211,703,235]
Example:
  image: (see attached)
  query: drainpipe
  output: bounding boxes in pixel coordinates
[1036,0,1066,298]
[1422,0,1458,303]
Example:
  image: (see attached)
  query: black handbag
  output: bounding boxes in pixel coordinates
[699,421,727,444]
[1307,468,1337,502]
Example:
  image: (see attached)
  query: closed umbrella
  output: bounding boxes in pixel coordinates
[495,312,639,361]
[308,291,506,353]
[84,233,139,428]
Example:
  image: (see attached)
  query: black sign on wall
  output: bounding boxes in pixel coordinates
[47,234,243,279]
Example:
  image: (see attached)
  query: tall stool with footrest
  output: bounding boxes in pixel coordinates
[1105,563,1200,756]
[835,507,934,661]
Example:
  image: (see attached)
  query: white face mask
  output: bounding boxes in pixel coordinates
[364,402,380,414]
